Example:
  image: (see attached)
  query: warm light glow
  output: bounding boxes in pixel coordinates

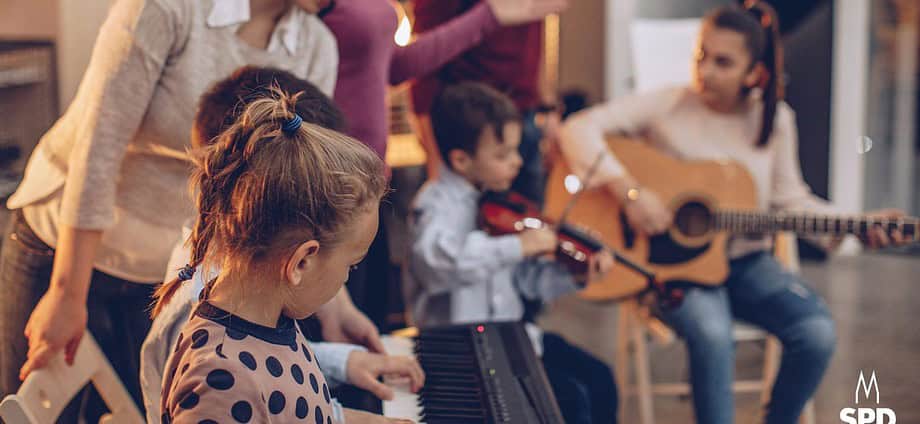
[395,15,412,47]
[564,174,583,194]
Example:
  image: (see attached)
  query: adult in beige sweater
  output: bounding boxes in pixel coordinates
[0,0,374,420]
[558,4,904,424]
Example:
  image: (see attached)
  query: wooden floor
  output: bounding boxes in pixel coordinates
[540,252,920,424]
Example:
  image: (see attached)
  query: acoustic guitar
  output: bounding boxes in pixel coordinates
[544,137,920,302]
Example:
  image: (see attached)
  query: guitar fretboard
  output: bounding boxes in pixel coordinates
[714,210,919,241]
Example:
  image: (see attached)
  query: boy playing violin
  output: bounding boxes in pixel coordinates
[404,82,620,424]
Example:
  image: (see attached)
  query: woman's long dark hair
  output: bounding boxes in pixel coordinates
[705,1,783,147]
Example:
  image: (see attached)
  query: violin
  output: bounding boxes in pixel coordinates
[478,191,657,285]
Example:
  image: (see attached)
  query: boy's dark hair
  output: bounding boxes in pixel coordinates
[194,66,346,146]
[430,82,520,167]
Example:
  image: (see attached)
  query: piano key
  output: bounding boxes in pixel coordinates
[383,323,565,424]
[381,336,422,422]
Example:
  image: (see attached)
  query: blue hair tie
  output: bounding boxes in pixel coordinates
[282,114,303,134]
[178,264,195,282]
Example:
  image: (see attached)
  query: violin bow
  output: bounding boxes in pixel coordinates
[553,149,658,282]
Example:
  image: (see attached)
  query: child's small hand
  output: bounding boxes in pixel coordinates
[587,250,616,283]
[346,351,425,400]
[519,227,558,257]
[343,408,416,423]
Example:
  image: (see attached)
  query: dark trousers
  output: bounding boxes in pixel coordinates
[344,204,394,331]
[510,111,546,206]
[542,332,619,424]
[0,210,153,422]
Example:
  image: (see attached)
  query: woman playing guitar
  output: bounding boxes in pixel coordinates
[556,2,909,423]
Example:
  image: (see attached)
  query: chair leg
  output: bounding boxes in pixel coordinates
[761,336,781,405]
[0,395,39,424]
[613,305,632,423]
[629,304,655,424]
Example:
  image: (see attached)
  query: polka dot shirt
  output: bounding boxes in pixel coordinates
[161,302,335,423]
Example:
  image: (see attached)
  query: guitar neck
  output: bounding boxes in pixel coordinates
[714,210,920,241]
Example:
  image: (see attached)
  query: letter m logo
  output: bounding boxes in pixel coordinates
[855,370,880,404]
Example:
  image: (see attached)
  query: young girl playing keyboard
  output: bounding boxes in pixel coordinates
[153,88,405,423]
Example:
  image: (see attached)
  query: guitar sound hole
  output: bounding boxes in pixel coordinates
[674,201,713,238]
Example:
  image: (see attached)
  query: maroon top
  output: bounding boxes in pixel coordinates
[411,0,543,114]
[322,0,500,159]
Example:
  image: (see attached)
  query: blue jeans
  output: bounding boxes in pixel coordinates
[0,210,154,422]
[660,252,836,424]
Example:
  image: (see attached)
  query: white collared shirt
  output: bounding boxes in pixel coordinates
[207,0,308,55]
[404,167,579,355]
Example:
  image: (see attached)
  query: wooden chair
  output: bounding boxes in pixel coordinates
[613,233,816,424]
[0,332,144,424]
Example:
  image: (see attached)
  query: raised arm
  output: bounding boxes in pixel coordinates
[389,1,498,85]
[390,0,568,85]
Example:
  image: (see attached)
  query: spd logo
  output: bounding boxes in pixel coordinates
[839,371,896,424]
